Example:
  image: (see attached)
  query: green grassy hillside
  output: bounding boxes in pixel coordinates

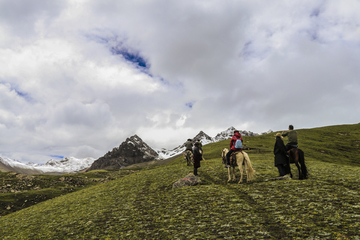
[0,169,138,217]
[1,123,360,239]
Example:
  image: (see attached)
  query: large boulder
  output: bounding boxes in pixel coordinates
[172,173,201,188]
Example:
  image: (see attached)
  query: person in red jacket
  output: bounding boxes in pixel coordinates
[225,130,243,168]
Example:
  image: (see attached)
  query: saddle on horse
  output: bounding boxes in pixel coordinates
[230,151,245,166]
[287,147,299,163]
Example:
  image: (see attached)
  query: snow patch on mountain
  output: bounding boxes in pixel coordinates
[0,156,95,174]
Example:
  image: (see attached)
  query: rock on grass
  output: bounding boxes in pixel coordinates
[172,173,201,188]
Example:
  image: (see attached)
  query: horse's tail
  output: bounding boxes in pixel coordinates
[242,151,256,181]
[298,149,308,179]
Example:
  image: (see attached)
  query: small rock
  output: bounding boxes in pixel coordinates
[265,174,292,182]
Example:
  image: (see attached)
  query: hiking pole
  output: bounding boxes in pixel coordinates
[202,157,215,170]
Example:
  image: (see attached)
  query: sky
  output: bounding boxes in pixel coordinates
[1,0,360,163]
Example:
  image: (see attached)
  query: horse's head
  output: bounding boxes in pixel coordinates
[221,148,228,164]
[222,148,229,157]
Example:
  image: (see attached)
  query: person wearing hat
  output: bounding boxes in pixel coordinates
[274,132,288,176]
[282,125,298,151]
[225,130,243,168]
[193,141,203,176]
[196,139,202,148]
[183,139,194,166]
[184,139,193,152]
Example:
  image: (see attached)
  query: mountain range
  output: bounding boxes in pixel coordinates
[0,126,266,175]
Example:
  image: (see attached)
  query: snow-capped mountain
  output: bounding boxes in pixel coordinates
[155,127,259,159]
[0,156,95,175]
[1,127,261,174]
[213,126,259,142]
[154,130,214,159]
[261,129,274,135]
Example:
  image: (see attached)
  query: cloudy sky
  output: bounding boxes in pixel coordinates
[1,0,360,163]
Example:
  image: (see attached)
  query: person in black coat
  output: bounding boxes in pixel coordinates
[274,132,288,176]
[193,142,203,176]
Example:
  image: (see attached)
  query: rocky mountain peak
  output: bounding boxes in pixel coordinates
[118,135,158,159]
[87,134,158,171]
[192,131,213,143]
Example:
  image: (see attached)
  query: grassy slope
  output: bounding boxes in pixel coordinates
[0,170,137,217]
[1,123,360,239]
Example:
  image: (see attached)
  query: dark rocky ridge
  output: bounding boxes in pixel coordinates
[87,135,159,171]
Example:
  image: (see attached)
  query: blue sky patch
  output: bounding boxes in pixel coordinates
[310,8,321,17]
[14,89,31,100]
[111,46,149,69]
[186,102,194,108]
[85,32,150,69]
[1,82,32,102]
[50,155,64,159]
[240,41,255,60]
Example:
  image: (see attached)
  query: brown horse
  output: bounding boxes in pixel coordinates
[287,148,308,180]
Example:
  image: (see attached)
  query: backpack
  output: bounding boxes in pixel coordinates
[234,139,243,149]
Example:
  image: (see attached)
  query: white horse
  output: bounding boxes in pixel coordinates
[222,148,256,184]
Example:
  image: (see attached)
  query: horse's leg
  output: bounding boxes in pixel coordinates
[232,167,236,182]
[227,167,231,182]
[288,164,293,178]
[300,160,308,179]
[286,156,293,178]
[187,151,192,166]
[299,149,308,179]
[294,149,304,179]
[295,161,302,180]
[231,167,236,182]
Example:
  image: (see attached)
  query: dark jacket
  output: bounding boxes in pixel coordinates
[193,146,203,168]
[229,132,243,151]
[274,137,287,166]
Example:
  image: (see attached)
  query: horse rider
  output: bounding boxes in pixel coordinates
[193,141,203,176]
[282,125,298,151]
[225,130,243,168]
[184,139,193,152]
[183,139,193,165]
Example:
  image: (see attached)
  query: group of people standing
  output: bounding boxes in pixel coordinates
[183,124,298,178]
